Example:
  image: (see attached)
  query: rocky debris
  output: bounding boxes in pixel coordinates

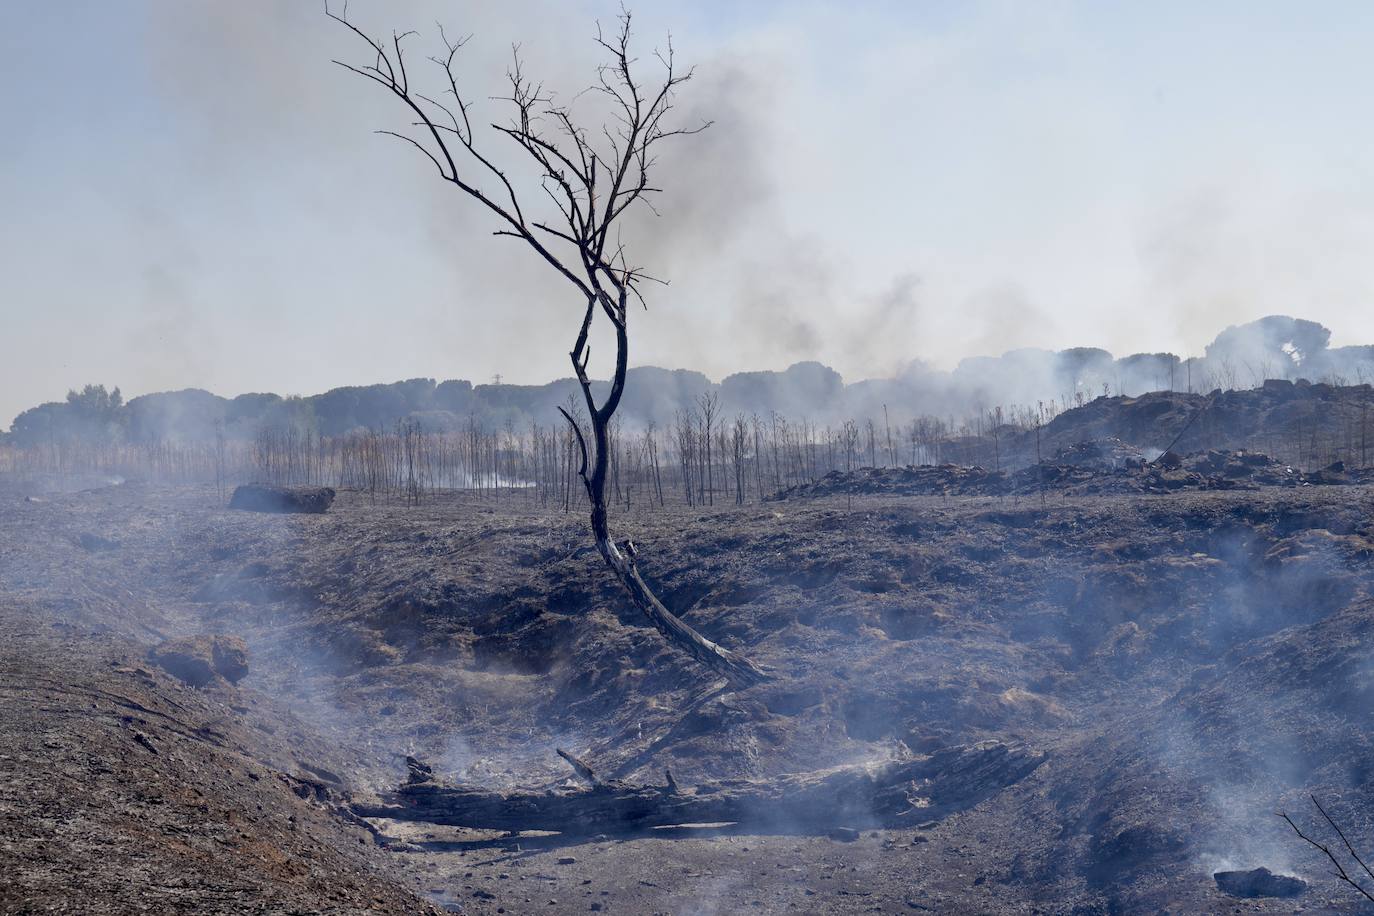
[1049,438,1145,470]
[1181,449,1294,483]
[1213,867,1308,898]
[1155,449,1183,470]
[773,464,1009,500]
[229,483,336,514]
[148,634,249,687]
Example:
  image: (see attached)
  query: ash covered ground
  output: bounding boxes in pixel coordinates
[3,461,1374,914]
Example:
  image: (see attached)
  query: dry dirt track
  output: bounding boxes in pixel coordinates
[2,475,1374,913]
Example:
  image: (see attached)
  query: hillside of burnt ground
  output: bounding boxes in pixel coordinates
[2,465,1374,913]
[0,599,444,915]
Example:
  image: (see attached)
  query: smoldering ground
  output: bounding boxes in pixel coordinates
[4,460,1374,911]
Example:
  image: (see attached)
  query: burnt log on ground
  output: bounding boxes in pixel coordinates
[228,484,336,514]
[352,742,1045,836]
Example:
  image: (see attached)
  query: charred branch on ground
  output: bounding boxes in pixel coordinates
[353,742,1046,837]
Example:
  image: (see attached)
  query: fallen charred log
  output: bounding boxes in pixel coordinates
[352,741,1045,836]
[228,484,336,514]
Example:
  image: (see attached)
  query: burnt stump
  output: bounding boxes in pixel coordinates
[228,485,336,514]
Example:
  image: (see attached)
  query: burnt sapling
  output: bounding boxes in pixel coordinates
[328,5,766,684]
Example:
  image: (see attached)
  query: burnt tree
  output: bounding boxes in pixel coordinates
[329,6,767,684]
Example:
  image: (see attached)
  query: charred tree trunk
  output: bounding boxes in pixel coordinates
[331,7,768,685]
[353,742,1045,836]
[561,293,768,686]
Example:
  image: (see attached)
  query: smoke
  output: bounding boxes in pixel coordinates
[10,311,1374,445]
[9,2,1374,430]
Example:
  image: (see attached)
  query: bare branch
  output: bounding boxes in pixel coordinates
[374,130,445,176]
[1279,804,1374,902]
[557,405,590,488]
[1313,795,1374,887]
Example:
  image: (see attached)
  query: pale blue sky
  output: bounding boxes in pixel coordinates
[4,1,1374,426]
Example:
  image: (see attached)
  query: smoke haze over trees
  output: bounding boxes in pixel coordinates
[10,2,1374,433]
[7,315,1374,448]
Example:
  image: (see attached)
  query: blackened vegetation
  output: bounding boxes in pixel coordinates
[229,484,336,514]
[776,443,1370,500]
[328,7,766,683]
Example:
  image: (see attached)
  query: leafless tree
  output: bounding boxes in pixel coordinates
[642,420,664,507]
[698,392,718,506]
[730,414,748,505]
[328,5,766,684]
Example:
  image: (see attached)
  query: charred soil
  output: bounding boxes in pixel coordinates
[3,469,1374,913]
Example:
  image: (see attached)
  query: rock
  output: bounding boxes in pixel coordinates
[210,637,250,683]
[1213,867,1307,899]
[148,635,249,687]
[228,484,336,514]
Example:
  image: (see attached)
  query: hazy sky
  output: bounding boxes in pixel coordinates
[4,1,1374,427]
